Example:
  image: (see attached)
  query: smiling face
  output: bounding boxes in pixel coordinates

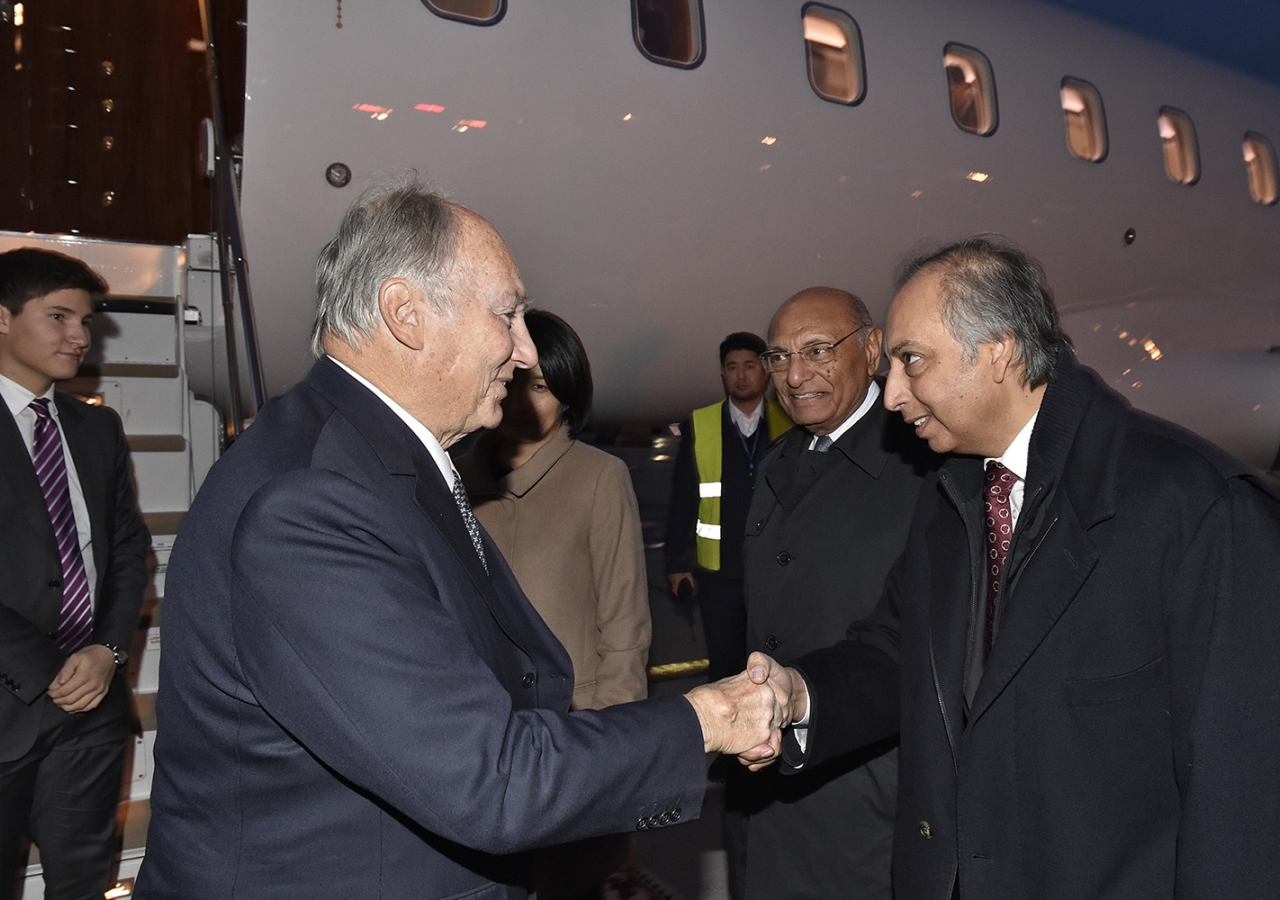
[766,290,882,436]
[0,288,94,395]
[422,213,536,446]
[883,268,1003,456]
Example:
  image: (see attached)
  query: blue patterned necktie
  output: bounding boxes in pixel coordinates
[30,399,94,653]
[451,474,489,575]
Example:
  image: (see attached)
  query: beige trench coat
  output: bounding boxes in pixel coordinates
[459,425,651,710]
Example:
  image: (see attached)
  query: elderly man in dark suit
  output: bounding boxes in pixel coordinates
[135,178,788,900]
[753,237,1280,899]
[0,249,151,900]
[729,288,936,900]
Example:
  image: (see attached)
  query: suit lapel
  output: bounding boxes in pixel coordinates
[763,431,809,510]
[307,360,532,649]
[0,399,59,551]
[968,496,1097,722]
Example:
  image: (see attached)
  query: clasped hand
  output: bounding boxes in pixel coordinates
[685,651,804,766]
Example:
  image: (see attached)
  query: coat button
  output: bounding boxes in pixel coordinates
[658,812,670,825]
[635,818,648,831]
[919,821,932,839]
[47,579,60,588]
[671,807,681,821]
[522,673,535,687]
[765,635,778,651]
[776,551,791,566]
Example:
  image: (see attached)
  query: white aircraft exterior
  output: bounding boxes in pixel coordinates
[239,0,1280,470]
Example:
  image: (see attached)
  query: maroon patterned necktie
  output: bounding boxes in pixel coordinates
[30,398,94,654]
[984,460,1018,657]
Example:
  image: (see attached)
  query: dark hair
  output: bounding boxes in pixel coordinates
[0,248,109,314]
[527,310,593,437]
[895,235,1070,388]
[719,331,767,364]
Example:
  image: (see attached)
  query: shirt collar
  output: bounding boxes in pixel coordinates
[985,409,1039,481]
[328,358,458,488]
[0,373,55,419]
[728,397,765,436]
[811,381,881,448]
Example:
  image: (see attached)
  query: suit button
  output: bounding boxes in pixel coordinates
[48,579,60,588]
[919,821,933,839]
[776,551,791,566]
[671,807,681,822]
[636,818,648,831]
[658,812,670,825]
[522,673,535,687]
[648,816,660,829]
[765,635,778,651]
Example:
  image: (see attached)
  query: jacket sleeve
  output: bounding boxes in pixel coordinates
[229,467,706,855]
[781,552,905,772]
[663,418,698,574]
[1169,478,1280,896]
[585,455,652,708]
[92,407,151,651]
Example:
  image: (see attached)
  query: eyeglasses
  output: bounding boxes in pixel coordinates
[760,327,866,372]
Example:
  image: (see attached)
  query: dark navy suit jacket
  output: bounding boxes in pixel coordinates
[136,359,704,900]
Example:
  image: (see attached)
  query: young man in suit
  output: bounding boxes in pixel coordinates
[0,248,151,900]
[753,237,1280,899]
[135,178,788,900]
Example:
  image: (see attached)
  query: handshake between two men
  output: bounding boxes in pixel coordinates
[684,652,803,767]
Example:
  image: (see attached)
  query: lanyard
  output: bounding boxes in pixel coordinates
[735,421,762,478]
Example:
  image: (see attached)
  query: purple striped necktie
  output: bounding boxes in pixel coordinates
[30,398,93,654]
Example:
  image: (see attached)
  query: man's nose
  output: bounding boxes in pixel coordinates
[510,317,537,370]
[784,354,815,386]
[883,363,908,410]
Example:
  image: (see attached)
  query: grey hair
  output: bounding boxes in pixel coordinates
[310,175,463,358]
[895,235,1070,387]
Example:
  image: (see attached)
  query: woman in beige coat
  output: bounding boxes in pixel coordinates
[459,310,651,897]
[459,310,651,712]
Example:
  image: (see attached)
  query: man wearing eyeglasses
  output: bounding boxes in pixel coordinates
[728,287,936,900]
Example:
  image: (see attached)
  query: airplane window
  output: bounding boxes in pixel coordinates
[802,4,865,106]
[943,44,997,135]
[1158,108,1199,185]
[1061,77,1107,163]
[420,0,504,25]
[633,0,705,68]
[1242,132,1278,205]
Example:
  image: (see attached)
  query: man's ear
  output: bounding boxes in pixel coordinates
[0,304,11,337]
[378,279,424,351]
[861,326,884,377]
[984,334,1018,384]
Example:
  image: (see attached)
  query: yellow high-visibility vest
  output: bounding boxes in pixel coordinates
[691,399,792,570]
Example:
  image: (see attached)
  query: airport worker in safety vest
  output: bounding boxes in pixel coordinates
[664,332,792,682]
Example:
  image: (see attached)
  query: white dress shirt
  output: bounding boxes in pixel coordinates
[807,381,881,448]
[728,397,765,437]
[328,358,463,488]
[983,410,1039,533]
